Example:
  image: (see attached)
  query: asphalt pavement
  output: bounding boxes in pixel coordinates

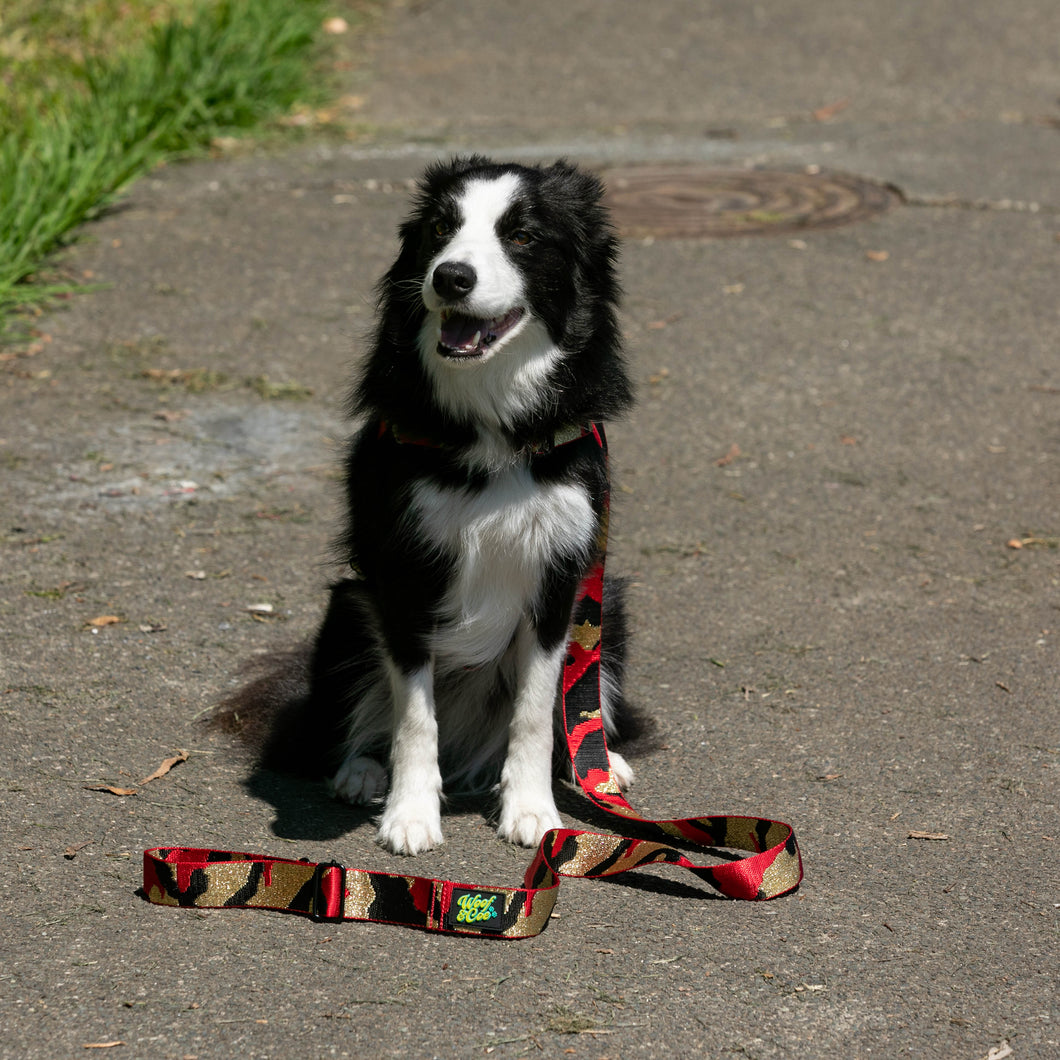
[2,1,1058,1057]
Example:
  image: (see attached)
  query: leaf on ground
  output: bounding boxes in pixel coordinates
[84,750,188,797]
[139,750,189,786]
[908,830,950,841]
[813,98,850,121]
[64,839,94,860]
[87,615,123,627]
[715,443,741,467]
[1008,534,1059,549]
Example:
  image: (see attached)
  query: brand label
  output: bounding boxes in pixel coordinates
[446,888,505,931]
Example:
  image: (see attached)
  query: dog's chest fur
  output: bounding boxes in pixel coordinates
[411,462,594,669]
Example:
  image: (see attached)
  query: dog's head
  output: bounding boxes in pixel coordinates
[365,157,630,432]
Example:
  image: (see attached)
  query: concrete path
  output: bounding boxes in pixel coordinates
[2,2,1057,1056]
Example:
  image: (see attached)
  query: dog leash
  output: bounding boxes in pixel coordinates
[143,424,803,936]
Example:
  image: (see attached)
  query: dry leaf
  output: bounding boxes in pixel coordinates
[322,16,349,33]
[140,750,189,786]
[646,312,683,330]
[83,1044,125,1051]
[813,98,850,122]
[715,443,741,467]
[85,786,138,797]
[87,615,122,627]
[64,840,93,860]
[865,250,890,262]
[908,830,950,841]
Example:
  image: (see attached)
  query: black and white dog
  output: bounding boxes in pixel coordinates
[232,157,638,855]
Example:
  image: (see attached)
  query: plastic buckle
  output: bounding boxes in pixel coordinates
[310,861,346,923]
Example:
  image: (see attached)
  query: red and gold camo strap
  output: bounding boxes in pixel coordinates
[142,423,802,936]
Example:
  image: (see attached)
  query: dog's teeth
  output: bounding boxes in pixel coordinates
[472,330,481,348]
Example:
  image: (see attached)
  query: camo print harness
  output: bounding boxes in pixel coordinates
[143,423,803,937]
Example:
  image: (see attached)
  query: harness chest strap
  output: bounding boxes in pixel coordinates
[143,423,803,937]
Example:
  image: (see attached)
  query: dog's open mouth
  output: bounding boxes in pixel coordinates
[437,307,525,359]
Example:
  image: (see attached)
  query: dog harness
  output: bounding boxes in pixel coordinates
[143,422,803,937]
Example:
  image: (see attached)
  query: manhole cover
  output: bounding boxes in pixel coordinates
[602,165,895,238]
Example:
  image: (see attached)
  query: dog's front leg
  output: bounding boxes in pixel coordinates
[497,622,565,847]
[376,657,444,855]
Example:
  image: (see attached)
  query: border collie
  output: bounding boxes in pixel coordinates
[224,157,637,855]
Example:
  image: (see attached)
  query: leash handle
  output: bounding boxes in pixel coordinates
[143,424,802,935]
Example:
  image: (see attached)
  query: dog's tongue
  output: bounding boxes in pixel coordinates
[439,307,524,356]
[440,312,485,354]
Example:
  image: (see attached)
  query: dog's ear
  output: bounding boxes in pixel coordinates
[543,159,606,205]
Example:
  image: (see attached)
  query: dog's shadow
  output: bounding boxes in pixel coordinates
[243,766,374,843]
[242,764,490,844]
[243,762,731,902]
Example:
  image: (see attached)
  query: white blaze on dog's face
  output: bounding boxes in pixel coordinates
[421,174,525,335]
[417,172,563,426]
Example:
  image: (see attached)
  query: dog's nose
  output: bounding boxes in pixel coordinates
[432,261,476,302]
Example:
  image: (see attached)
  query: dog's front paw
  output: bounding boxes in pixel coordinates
[377,797,443,856]
[329,755,389,805]
[497,799,563,848]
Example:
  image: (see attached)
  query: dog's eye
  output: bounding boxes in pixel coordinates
[509,229,533,246]
[432,219,451,238]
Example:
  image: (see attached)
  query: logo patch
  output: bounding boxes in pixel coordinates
[446,888,505,931]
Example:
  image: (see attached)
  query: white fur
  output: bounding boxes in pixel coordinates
[412,467,595,669]
[419,316,561,426]
[329,755,388,804]
[606,751,635,790]
[421,175,524,319]
[497,625,566,845]
[376,660,444,855]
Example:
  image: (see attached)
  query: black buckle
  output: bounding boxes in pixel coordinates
[310,861,346,923]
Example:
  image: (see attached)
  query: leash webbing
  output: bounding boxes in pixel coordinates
[143,425,802,936]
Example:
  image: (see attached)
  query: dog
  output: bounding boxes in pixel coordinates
[222,157,638,855]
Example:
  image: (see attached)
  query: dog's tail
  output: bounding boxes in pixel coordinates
[207,645,346,778]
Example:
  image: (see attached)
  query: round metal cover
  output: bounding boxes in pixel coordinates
[601,165,896,239]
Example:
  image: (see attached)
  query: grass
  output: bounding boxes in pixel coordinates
[0,0,354,340]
